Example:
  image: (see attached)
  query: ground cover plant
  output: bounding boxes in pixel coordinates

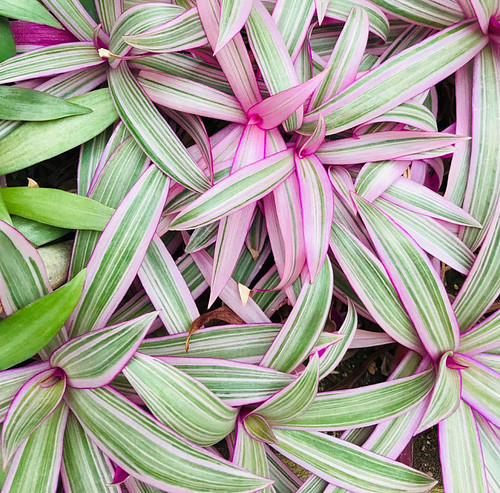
[0,0,499,491]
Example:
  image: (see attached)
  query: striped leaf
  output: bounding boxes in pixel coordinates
[95,0,122,34]
[418,351,461,432]
[279,370,433,431]
[66,386,271,492]
[2,403,67,493]
[67,166,169,336]
[355,195,459,359]
[363,102,438,132]
[330,220,422,352]
[61,412,119,493]
[0,270,85,371]
[158,356,294,405]
[2,368,66,466]
[439,401,488,493]
[0,362,50,422]
[459,308,500,355]
[0,42,103,84]
[272,429,436,493]
[316,131,465,165]
[0,187,113,231]
[266,447,303,493]
[123,353,238,446]
[139,235,199,334]
[51,313,157,388]
[475,412,500,492]
[459,0,497,32]
[170,149,295,230]
[461,44,500,250]
[456,353,500,428]
[216,0,254,52]
[260,258,333,373]
[138,70,247,123]
[302,20,487,134]
[0,89,118,176]
[295,153,334,281]
[252,354,319,425]
[0,0,61,28]
[107,62,210,193]
[121,7,207,54]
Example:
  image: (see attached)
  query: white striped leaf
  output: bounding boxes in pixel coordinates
[364,102,438,132]
[272,429,436,493]
[251,354,319,425]
[121,7,207,54]
[266,447,303,493]
[475,412,500,492]
[185,224,218,253]
[374,197,475,274]
[1,367,65,467]
[51,313,157,389]
[456,354,500,427]
[2,402,67,493]
[461,44,500,250]
[418,351,461,432]
[0,0,61,28]
[0,362,50,423]
[39,0,102,41]
[459,308,500,355]
[107,62,210,193]
[67,166,169,336]
[302,20,487,134]
[61,412,119,493]
[260,257,333,373]
[170,149,295,230]
[138,70,246,123]
[158,356,294,406]
[123,353,238,446]
[0,42,103,84]
[439,400,488,493]
[65,386,272,492]
[330,220,422,352]
[139,235,199,334]
[459,0,498,32]
[354,195,459,359]
[0,89,118,176]
[216,0,254,53]
[278,370,433,430]
[95,0,122,34]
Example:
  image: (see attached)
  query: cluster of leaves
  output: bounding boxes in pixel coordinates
[0,0,499,491]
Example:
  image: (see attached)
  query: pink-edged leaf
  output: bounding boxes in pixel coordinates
[475,411,500,491]
[459,307,500,355]
[418,351,461,433]
[309,6,369,111]
[0,42,103,83]
[260,257,333,373]
[466,0,499,32]
[265,446,304,492]
[66,166,169,336]
[351,330,394,349]
[297,113,326,158]
[315,0,329,24]
[316,131,466,165]
[198,0,262,111]
[2,368,66,467]
[302,20,487,135]
[65,386,272,493]
[243,413,278,445]
[251,354,319,425]
[215,0,254,53]
[295,153,334,281]
[455,353,500,428]
[247,69,327,130]
[95,0,123,35]
[354,194,459,360]
[2,402,68,493]
[439,400,488,493]
[50,313,157,389]
[10,21,77,51]
[170,149,295,230]
[123,353,238,446]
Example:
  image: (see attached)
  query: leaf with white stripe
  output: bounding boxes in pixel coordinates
[67,166,169,336]
[459,307,500,355]
[272,429,436,493]
[279,370,433,431]
[107,62,210,193]
[1,368,66,467]
[475,412,500,492]
[215,0,254,53]
[170,149,295,230]
[95,0,122,34]
[51,313,157,389]
[458,0,497,32]
[354,195,459,360]
[124,353,238,446]
[302,20,487,135]
[66,386,271,492]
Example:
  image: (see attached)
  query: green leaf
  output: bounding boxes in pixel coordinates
[243,414,278,444]
[0,89,119,176]
[0,17,15,63]
[0,270,86,371]
[0,187,113,231]
[0,0,61,28]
